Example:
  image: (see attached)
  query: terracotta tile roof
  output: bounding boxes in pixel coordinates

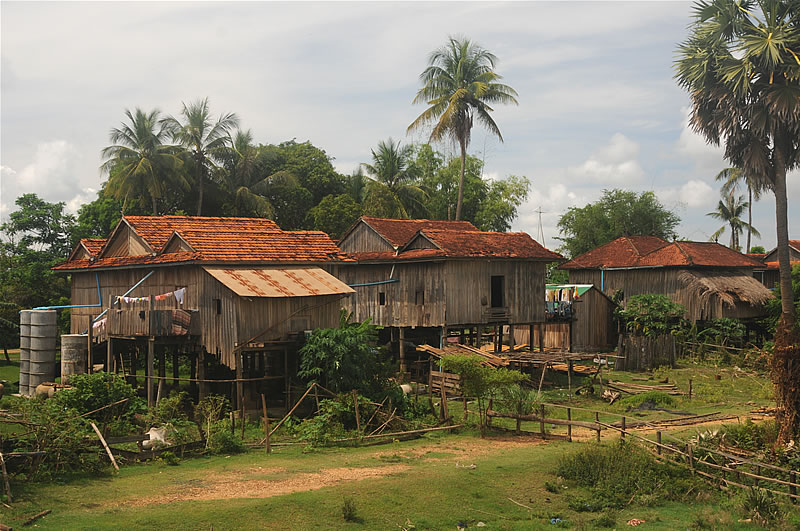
[418,229,563,260]
[763,260,800,271]
[359,217,479,248]
[790,240,800,252]
[53,252,201,270]
[123,215,282,253]
[747,253,767,262]
[54,216,345,271]
[347,230,563,262]
[561,236,764,270]
[81,238,107,256]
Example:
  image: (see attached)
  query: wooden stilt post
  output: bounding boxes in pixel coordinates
[508,325,515,351]
[130,343,138,387]
[284,348,290,411]
[236,352,244,413]
[157,345,166,405]
[538,323,545,353]
[261,394,271,454]
[87,314,94,374]
[399,327,406,377]
[147,337,155,408]
[567,359,573,400]
[172,350,179,386]
[106,336,113,374]
[198,349,207,400]
[529,324,534,352]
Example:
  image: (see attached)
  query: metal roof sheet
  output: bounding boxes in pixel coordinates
[203,267,355,298]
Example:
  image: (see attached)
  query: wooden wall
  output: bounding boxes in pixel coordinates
[337,262,447,327]
[568,268,763,321]
[338,222,394,253]
[571,289,617,351]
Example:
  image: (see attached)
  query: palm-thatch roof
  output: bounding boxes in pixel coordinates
[678,270,773,309]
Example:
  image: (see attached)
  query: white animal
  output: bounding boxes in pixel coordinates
[142,425,176,450]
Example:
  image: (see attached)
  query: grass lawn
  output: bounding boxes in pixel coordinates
[2,359,796,530]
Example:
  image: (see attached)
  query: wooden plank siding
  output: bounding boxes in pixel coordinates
[338,222,394,253]
[568,268,763,321]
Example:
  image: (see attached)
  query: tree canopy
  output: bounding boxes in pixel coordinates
[556,189,681,258]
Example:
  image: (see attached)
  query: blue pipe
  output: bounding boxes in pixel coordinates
[601,268,604,292]
[34,273,103,310]
[348,279,399,288]
[90,270,155,325]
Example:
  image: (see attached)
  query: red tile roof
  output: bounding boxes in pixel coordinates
[561,236,764,269]
[359,217,479,248]
[418,229,563,260]
[123,216,282,253]
[348,229,563,262]
[81,238,107,256]
[54,216,344,271]
[763,260,800,270]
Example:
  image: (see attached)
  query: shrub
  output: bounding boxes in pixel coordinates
[342,497,360,522]
[556,442,703,509]
[194,394,231,450]
[207,421,244,454]
[149,390,191,425]
[722,419,779,451]
[616,294,686,337]
[297,395,363,447]
[740,487,781,527]
[52,373,141,436]
[620,391,676,409]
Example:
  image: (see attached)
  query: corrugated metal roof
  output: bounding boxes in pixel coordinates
[203,267,355,298]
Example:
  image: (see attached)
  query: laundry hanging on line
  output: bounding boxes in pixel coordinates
[116,288,186,306]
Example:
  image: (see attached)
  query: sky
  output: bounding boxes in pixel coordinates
[1,1,797,253]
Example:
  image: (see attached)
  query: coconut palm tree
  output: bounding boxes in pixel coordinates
[707,190,760,251]
[163,98,239,216]
[101,108,184,215]
[408,37,518,220]
[361,139,427,219]
[714,167,765,253]
[676,0,800,442]
[217,129,297,218]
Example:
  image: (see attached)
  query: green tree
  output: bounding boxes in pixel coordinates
[101,108,185,215]
[707,190,760,251]
[307,194,362,239]
[556,189,681,258]
[675,0,798,331]
[475,176,530,232]
[408,37,518,220]
[362,139,428,219]
[420,153,488,222]
[750,245,766,254]
[275,140,346,205]
[715,167,765,253]
[675,0,800,442]
[163,98,239,216]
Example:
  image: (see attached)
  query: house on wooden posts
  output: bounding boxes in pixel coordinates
[560,236,773,322]
[513,284,618,352]
[337,217,563,372]
[54,216,353,410]
[752,240,800,289]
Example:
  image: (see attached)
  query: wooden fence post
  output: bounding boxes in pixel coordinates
[790,472,797,503]
[657,431,662,455]
[440,386,449,422]
[595,412,600,442]
[621,416,626,440]
[539,404,545,437]
[352,390,361,433]
[688,379,693,399]
[261,393,271,454]
[567,408,572,442]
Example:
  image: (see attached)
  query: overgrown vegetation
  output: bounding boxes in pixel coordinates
[616,294,686,337]
[556,442,704,509]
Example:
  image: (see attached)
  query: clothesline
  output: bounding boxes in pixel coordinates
[115,287,185,306]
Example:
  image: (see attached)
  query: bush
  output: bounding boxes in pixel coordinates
[52,373,141,436]
[297,395,363,447]
[194,394,231,450]
[207,421,244,454]
[721,419,779,451]
[148,391,191,425]
[341,497,360,522]
[556,442,702,509]
[620,391,676,409]
[740,487,781,527]
[616,294,686,337]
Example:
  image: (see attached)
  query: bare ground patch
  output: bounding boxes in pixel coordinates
[124,465,409,507]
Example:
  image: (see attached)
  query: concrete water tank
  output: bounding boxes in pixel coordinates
[19,310,31,396]
[60,334,88,385]
[27,310,58,393]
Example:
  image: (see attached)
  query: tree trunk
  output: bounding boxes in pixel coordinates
[746,185,753,253]
[455,137,466,221]
[773,140,796,329]
[151,195,158,216]
[196,165,204,216]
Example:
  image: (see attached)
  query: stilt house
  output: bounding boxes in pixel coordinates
[752,239,800,289]
[54,215,353,408]
[560,236,773,321]
[337,217,563,370]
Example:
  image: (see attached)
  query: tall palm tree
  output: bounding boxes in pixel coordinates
[101,108,184,215]
[714,167,765,253]
[163,98,239,216]
[361,139,427,219]
[408,37,518,220]
[707,190,760,251]
[217,129,297,218]
[676,0,800,442]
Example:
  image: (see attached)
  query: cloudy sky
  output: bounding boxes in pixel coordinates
[1,1,796,252]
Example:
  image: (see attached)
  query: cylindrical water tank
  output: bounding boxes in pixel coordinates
[19,310,31,396]
[28,310,58,393]
[61,334,87,385]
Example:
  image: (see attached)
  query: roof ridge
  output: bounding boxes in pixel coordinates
[673,241,693,266]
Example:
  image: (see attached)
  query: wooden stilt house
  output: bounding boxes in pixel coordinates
[560,236,773,321]
[54,215,353,410]
[337,217,563,373]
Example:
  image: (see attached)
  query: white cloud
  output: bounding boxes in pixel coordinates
[568,133,644,185]
[675,107,725,172]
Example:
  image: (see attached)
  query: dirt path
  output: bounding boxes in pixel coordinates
[123,436,545,507]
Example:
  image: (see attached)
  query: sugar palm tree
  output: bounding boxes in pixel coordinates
[676,0,800,442]
[361,139,427,219]
[707,190,760,251]
[714,167,765,253]
[101,108,184,215]
[163,98,239,216]
[217,129,297,218]
[408,37,518,220]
